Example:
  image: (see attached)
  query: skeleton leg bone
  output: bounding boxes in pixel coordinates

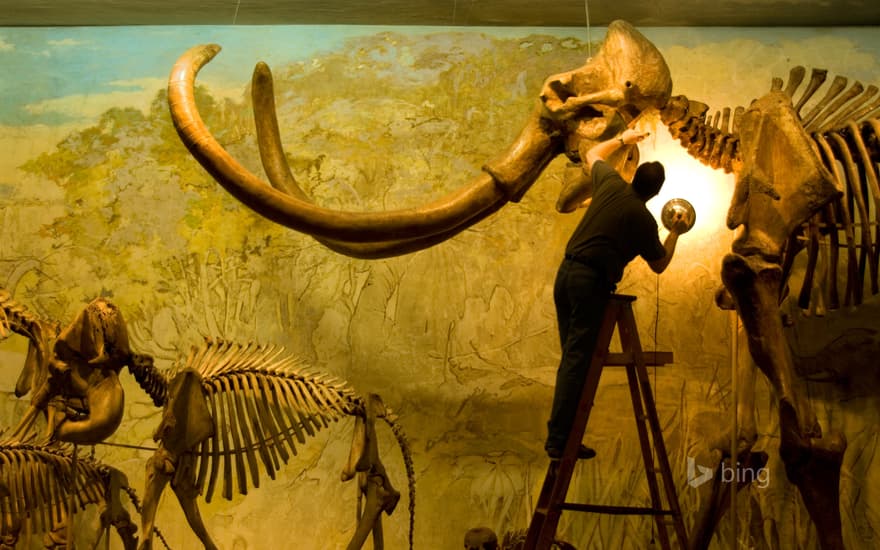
[779,400,846,550]
[90,512,138,550]
[346,470,400,550]
[723,255,819,435]
[139,447,219,550]
[94,468,137,550]
[722,252,846,550]
[688,450,770,550]
[343,394,401,550]
[170,454,219,550]
[136,448,173,550]
[688,340,763,550]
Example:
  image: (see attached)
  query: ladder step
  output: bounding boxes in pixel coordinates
[558,503,676,516]
[604,351,673,366]
[524,296,688,550]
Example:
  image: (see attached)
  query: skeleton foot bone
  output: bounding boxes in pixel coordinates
[779,400,847,550]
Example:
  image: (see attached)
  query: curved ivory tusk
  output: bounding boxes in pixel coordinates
[249,60,508,258]
[319,192,507,258]
[168,44,547,245]
[250,61,311,201]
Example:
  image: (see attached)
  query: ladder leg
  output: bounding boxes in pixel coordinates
[635,360,689,548]
[524,300,622,550]
[527,460,560,548]
[525,295,689,550]
[618,304,670,550]
[620,305,689,549]
[624,363,671,549]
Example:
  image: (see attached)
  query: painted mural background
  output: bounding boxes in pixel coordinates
[0,23,879,549]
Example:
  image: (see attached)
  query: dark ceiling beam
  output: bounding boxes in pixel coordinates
[1,0,879,27]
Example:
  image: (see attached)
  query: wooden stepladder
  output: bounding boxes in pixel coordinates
[524,294,688,550]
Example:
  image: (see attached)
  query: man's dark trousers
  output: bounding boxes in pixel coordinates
[545,257,614,451]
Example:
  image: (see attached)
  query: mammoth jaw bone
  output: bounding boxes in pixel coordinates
[167,44,533,258]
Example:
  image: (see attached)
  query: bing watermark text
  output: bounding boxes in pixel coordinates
[687,456,769,489]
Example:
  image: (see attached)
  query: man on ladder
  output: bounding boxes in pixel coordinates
[545,127,690,460]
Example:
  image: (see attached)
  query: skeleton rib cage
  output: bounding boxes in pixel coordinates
[159,338,416,547]
[662,66,880,314]
[172,338,363,501]
[0,442,126,538]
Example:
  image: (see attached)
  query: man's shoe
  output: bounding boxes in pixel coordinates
[546,444,596,460]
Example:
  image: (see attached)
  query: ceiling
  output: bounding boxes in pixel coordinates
[2,0,880,28]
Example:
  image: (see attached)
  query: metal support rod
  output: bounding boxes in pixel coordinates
[729,310,739,549]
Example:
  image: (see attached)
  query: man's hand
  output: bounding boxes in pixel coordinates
[619,128,650,146]
[669,211,691,235]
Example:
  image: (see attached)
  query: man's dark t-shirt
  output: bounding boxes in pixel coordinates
[563,160,665,284]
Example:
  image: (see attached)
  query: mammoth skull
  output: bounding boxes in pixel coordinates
[167,20,671,258]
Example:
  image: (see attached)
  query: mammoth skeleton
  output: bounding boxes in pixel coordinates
[135,338,416,550]
[658,62,880,549]
[1,290,140,448]
[165,19,873,550]
[0,289,415,550]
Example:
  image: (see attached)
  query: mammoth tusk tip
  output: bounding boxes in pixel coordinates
[190,43,222,60]
[253,61,272,77]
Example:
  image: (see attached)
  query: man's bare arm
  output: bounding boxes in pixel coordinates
[647,214,690,274]
[583,128,650,172]
[647,231,680,274]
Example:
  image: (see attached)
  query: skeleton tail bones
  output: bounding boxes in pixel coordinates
[379,408,416,550]
[138,338,415,550]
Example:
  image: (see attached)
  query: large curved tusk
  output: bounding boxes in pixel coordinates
[250,61,311,201]
[250,61,508,258]
[318,193,508,258]
[168,44,538,244]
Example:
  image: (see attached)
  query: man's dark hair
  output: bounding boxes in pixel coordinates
[632,161,665,200]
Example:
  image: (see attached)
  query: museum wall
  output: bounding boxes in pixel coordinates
[0,23,879,549]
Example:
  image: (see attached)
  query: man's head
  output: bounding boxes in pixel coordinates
[632,161,665,200]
